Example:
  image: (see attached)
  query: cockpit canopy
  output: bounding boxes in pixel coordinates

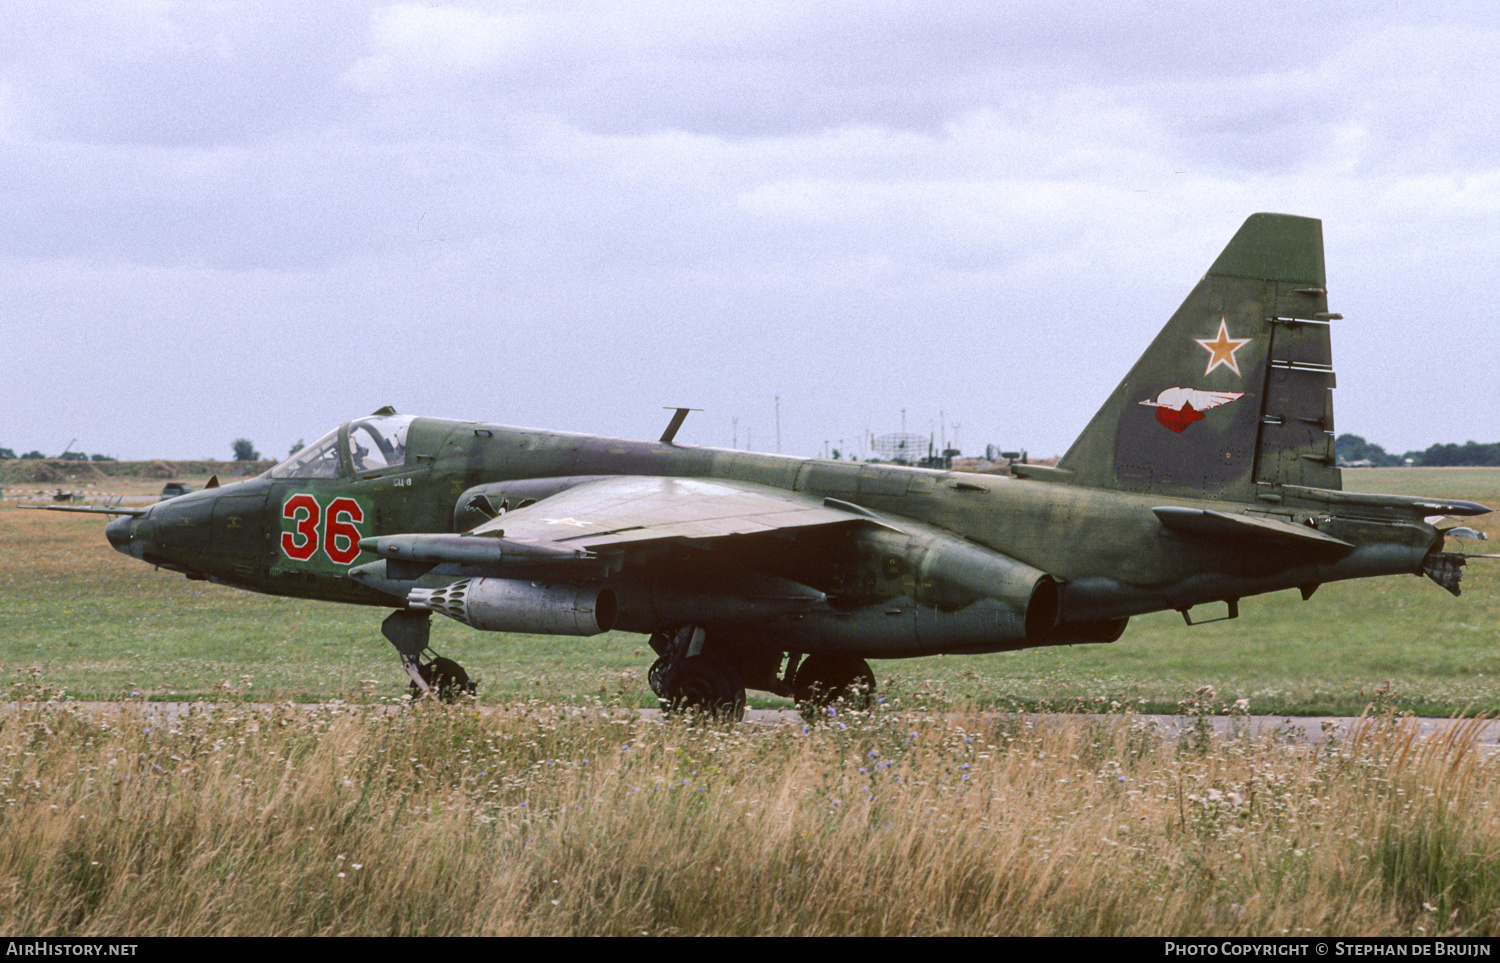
[268,414,416,479]
[348,414,412,473]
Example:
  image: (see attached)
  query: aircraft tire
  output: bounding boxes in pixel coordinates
[661,654,746,722]
[793,655,876,717]
[647,655,669,698]
[408,657,477,703]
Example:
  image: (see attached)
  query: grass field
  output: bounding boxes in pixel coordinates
[3,700,1498,935]
[2,467,1496,716]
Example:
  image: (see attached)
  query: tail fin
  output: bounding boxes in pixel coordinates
[1055,213,1340,500]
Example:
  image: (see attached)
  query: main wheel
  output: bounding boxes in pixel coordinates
[793,655,876,716]
[648,655,670,698]
[661,654,746,722]
[408,657,477,703]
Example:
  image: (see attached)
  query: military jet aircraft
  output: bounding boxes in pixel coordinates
[56,214,1491,717]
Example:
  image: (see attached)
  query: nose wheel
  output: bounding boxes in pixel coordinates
[383,609,476,703]
[406,656,476,702]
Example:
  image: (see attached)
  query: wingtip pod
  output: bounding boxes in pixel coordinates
[1053,213,1339,500]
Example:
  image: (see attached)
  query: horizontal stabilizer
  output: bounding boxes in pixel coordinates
[1153,506,1353,553]
[1278,485,1490,518]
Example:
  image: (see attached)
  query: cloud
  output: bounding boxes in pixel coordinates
[343,3,541,90]
[1,1,1498,457]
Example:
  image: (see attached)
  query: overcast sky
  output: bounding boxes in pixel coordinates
[3,1,1496,463]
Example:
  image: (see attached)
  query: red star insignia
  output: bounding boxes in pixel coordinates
[1194,318,1251,377]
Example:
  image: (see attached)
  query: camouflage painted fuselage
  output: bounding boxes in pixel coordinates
[112,415,1453,660]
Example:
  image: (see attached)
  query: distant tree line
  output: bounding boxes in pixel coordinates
[1336,434,1500,467]
[1408,441,1500,467]
[0,447,115,462]
[0,438,273,462]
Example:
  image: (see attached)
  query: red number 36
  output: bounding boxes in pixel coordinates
[281,495,365,565]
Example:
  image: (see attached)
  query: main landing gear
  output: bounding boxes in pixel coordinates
[647,626,877,722]
[648,626,747,722]
[382,609,476,702]
[789,653,877,716]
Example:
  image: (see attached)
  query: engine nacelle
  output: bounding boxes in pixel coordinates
[698,524,1067,657]
[850,525,1061,644]
[1046,617,1130,645]
[408,578,617,635]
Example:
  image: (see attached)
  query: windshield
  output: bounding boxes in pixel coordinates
[347,414,415,474]
[268,427,343,479]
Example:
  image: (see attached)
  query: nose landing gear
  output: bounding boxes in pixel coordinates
[382,609,476,702]
[407,656,476,702]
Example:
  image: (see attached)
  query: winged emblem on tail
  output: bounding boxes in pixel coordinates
[1138,387,1245,433]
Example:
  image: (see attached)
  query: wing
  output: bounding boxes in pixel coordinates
[361,476,879,574]
[478,475,871,547]
[21,504,146,517]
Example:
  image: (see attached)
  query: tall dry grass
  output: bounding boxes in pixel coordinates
[1,698,1496,936]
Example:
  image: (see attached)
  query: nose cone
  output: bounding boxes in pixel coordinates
[105,510,149,555]
[105,514,138,557]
